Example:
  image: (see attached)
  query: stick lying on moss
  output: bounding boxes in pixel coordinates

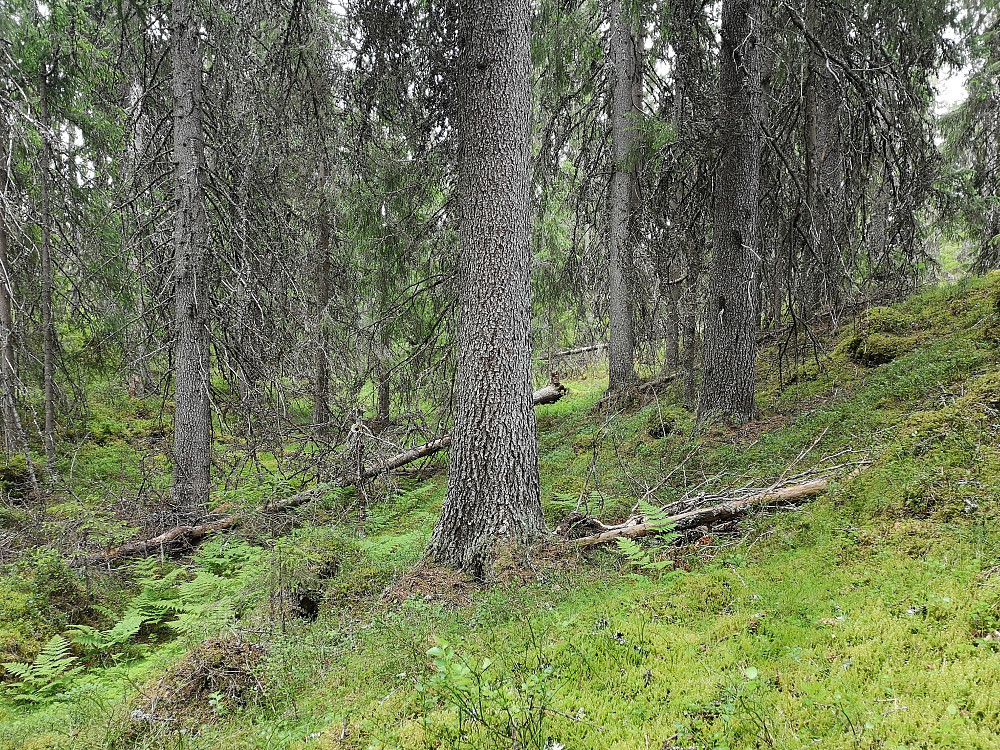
[557,477,830,548]
[78,381,568,564]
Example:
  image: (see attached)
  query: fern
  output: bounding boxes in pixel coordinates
[69,552,260,656]
[616,537,674,573]
[3,635,82,704]
[638,501,678,536]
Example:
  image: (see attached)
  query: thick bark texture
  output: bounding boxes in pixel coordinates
[606,0,640,395]
[426,0,545,575]
[697,0,766,425]
[170,0,212,515]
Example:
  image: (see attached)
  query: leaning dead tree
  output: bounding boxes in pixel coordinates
[78,381,568,564]
[555,477,830,547]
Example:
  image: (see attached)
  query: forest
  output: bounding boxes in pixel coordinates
[2,0,1000,747]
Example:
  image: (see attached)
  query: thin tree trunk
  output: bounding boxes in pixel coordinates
[662,274,680,372]
[39,65,57,475]
[376,361,390,427]
[606,0,639,395]
[563,478,830,547]
[374,278,391,430]
[126,80,155,397]
[697,0,766,425]
[814,1,847,317]
[0,133,18,450]
[669,0,708,408]
[426,0,545,576]
[170,0,212,515]
[313,162,331,433]
[680,240,700,406]
[0,132,39,495]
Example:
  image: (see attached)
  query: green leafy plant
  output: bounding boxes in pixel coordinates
[3,634,82,703]
[68,547,261,656]
[416,637,557,749]
[615,506,676,573]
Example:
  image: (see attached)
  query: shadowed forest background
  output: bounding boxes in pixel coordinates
[2,0,1000,748]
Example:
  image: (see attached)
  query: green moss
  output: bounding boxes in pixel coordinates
[0,455,32,497]
[840,331,919,366]
[865,305,919,335]
[8,277,1000,749]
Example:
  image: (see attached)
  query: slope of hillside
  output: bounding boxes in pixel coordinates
[4,275,1000,749]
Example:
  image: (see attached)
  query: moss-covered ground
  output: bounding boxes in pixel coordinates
[4,274,1000,749]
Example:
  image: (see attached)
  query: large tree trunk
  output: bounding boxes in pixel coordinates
[425,0,545,576]
[606,0,640,396]
[170,0,212,516]
[608,0,638,394]
[39,65,57,475]
[697,0,766,425]
[313,162,332,434]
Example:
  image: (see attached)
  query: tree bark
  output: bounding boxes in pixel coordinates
[0,132,18,451]
[668,0,708,408]
[680,241,701,406]
[313,161,332,433]
[126,80,155,398]
[82,382,566,564]
[375,323,391,428]
[563,478,829,547]
[170,0,212,516]
[662,274,681,372]
[697,0,766,425]
[803,0,847,319]
[39,64,57,475]
[426,0,544,576]
[606,0,640,395]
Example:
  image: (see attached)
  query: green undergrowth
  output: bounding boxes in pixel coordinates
[4,275,1000,748]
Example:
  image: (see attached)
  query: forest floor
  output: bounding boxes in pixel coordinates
[4,274,1000,749]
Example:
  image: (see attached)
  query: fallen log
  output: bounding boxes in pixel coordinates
[637,373,677,392]
[264,383,564,512]
[87,516,239,562]
[532,381,569,405]
[542,343,607,359]
[565,478,830,548]
[80,381,568,564]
